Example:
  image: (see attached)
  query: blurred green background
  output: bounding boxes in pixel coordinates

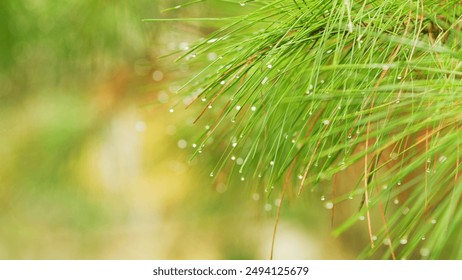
[0,0,358,259]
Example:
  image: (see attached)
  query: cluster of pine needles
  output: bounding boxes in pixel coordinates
[149,0,462,259]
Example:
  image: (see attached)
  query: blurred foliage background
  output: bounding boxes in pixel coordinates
[0,0,359,259]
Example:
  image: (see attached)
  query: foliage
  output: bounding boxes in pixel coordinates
[0,0,159,258]
[155,0,462,259]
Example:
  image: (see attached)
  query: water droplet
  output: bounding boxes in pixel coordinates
[220,80,226,85]
[157,91,169,104]
[267,64,272,69]
[274,199,281,206]
[372,235,377,241]
[240,2,246,6]
[236,158,244,165]
[397,76,402,80]
[320,195,326,201]
[236,105,241,111]
[322,119,330,125]
[420,248,430,257]
[383,238,391,246]
[394,198,399,205]
[270,161,275,166]
[320,79,325,84]
[207,52,217,61]
[251,106,257,111]
[397,181,401,186]
[210,172,214,177]
[400,238,408,245]
[169,108,174,113]
[232,142,237,148]
[326,49,333,54]
[208,105,212,109]
[348,194,353,200]
[192,143,197,148]
[264,204,272,211]
[152,70,164,82]
[177,139,188,149]
[231,156,236,161]
[298,174,303,180]
[252,193,260,201]
[135,121,146,132]
[438,156,447,163]
[179,41,189,50]
[261,77,269,84]
[240,177,245,181]
[325,202,334,209]
[431,219,437,224]
[359,215,365,221]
